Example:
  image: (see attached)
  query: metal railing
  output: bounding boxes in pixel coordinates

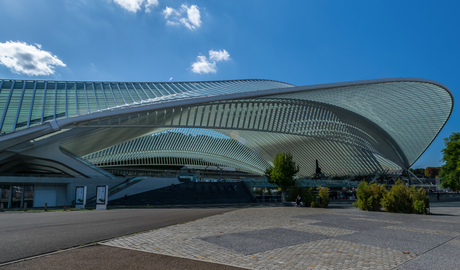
[255,195,282,203]
[242,179,259,202]
[0,174,115,179]
[85,176,146,206]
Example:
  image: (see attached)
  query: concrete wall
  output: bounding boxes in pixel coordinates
[33,184,67,207]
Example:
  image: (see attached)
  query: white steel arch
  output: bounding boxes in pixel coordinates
[0,78,453,178]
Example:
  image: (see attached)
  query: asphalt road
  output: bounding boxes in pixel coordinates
[0,208,236,264]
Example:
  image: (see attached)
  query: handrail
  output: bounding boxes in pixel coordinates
[0,174,116,179]
[86,176,146,205]
[242,180,258,202]
[255,195,282,203]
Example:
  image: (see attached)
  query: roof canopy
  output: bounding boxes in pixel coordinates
[0,78,453,177]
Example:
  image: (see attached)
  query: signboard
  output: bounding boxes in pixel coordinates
[75,187,85,205]
[96,186,106,205]
[96,185,108,210]
[75,186,87,209]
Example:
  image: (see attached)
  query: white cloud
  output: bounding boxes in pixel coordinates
[209,49,230,62]
[191,55,216,74]
[145,0,159,12]
[112,0,158,13]
[163,6,179,18]
[191,49,230,74]
[183,4,201,29]
[166,20,180,26]
[0,41,66,76]
[162,4,201,30]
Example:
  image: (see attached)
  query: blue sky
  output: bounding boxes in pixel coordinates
[0,0,458,168]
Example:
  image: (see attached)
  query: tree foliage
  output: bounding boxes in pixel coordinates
[439,132,460,191]
[408,168,425,177]
[425,167,440,178]
[266,152,299,201]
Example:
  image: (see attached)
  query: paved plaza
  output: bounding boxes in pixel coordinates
[101,206,460,270]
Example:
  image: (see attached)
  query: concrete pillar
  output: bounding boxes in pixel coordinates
[8,184,12,208]
[20,184,24,208]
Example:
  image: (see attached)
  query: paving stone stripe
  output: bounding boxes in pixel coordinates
[422,219,460,224]
[447,239,460,246]
[285,224,357,237]
[330,213,367,217]
[351,218,403,224]
[384,226,460,236]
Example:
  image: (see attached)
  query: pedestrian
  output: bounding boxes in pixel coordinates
[296,194,302,207]
[437,192,440,201]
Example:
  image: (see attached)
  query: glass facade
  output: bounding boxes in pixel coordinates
[0,184,34,208]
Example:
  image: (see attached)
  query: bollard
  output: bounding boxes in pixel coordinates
[1,203,3,212]
[24,202,27,212]
[64,202,67,211]
[44,202,47,211]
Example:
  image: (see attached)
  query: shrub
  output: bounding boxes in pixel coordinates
[409,185,430,214]
[353,181,386,211]
[380,180,429,214]
[381,180,413,213]
[354,179,429,214]
[305,187,314,207]
[310,186,329,208]
[318,186,330,208]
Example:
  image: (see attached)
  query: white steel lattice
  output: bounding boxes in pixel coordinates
[0,78,453,177]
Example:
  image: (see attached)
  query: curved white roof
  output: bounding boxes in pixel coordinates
[0,78,453,177]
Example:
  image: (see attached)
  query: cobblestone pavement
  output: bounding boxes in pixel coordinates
[101,207,460,270]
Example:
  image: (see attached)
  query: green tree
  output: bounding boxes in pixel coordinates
[266,152,299,202]
[425,167,440,178]
[439,132,460,191]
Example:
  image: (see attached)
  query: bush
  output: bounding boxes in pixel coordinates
[354,179,429,214]
[305,187,314,207]
[381,180,413,213]
[310,186,329,208]
[409,185,430,214]
[318,186,330,208]
[353,181,386,211]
